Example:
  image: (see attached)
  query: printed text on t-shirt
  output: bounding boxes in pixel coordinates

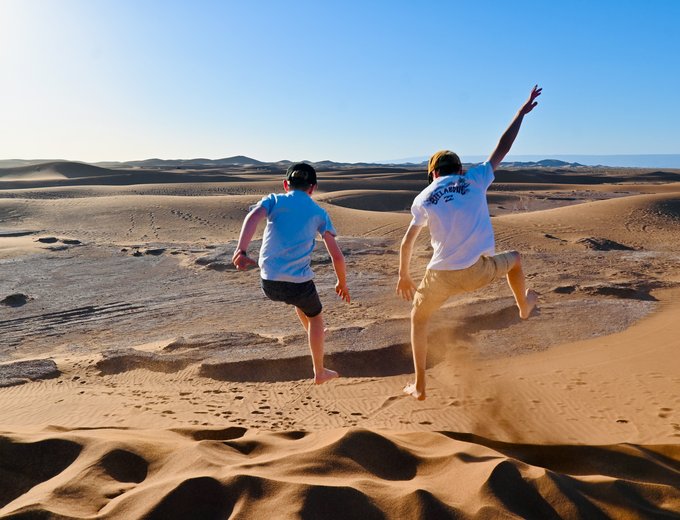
[425,178,470,206]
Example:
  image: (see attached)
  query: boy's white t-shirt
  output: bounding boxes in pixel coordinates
[255,190,336,282]
[410,162,495,271]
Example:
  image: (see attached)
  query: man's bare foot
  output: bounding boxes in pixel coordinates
[314,368,339,385]
[519,289,538,319]
[403,382,426,400]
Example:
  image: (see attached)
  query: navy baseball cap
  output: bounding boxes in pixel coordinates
[285,162,317,187]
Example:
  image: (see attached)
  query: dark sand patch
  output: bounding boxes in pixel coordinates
[1,294,30,307]
[0,359,60,387]
[0,230,38,238]
[577,237,636,251]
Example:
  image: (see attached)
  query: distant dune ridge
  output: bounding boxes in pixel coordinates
[2,158,679,192]
[1,159,679,518]
[4,153,680,172]
[385,154,680,169]
[0,161,115,180]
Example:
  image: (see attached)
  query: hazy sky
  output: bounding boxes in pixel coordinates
[1,0,679,163]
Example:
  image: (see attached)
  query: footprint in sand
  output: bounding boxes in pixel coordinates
[659,407,673,418]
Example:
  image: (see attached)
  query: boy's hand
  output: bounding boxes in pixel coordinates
[396,276,417,301]
[232,250,257,271]
[335,281,351,303]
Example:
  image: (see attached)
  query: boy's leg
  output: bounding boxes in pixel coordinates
[295,307,338,385]
[501,252,538,319]
[295,306,328,335]
[294,306,310,332]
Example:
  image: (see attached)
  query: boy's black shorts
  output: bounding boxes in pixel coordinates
[260,278,322,318]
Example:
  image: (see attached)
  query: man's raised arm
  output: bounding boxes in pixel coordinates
[488,85,542,171]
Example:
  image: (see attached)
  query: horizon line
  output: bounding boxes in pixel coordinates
[2,153,680,169]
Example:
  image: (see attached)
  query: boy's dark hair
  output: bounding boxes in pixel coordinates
[286,163,317,189]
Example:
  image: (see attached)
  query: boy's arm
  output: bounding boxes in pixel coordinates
[232,206,267,270]
[488,85,542,171]
[321,231,350,303]
[396,224,423,301]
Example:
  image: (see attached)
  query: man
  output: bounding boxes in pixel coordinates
[397,86,542,400]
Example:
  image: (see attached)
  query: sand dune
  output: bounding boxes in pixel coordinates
[1,427,678,519]
[0,161,118,181]
[316,189,415,212]
[1,162,679,518]
[0,161,265,190]
[494,192,680,253]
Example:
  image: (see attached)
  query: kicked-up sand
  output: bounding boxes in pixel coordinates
[1,161,680,518]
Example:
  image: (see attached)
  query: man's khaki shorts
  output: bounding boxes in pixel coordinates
[413,251,517,314]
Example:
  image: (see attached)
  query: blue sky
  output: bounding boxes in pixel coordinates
[1,0,679,163]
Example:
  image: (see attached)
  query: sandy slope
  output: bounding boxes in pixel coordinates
[1,164,679,518]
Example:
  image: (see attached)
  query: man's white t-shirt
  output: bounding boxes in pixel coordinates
[410,162,495,271]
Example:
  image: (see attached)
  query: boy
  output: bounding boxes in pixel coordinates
[232,162,350,384]
[396,85,542,400]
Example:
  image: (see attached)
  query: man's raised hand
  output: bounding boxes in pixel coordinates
[520,85,542,115]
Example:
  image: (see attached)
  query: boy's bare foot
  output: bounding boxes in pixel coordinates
[314,368,339,385]
[519,289,538,319]
[403,382,426,400]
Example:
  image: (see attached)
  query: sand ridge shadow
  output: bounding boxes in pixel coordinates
[0,437,83,508]
[199,342,423,382]
[441,431,680,487]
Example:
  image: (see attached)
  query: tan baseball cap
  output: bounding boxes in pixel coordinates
[427,150,462,174]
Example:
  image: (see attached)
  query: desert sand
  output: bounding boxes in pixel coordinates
[1,161,679,519]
